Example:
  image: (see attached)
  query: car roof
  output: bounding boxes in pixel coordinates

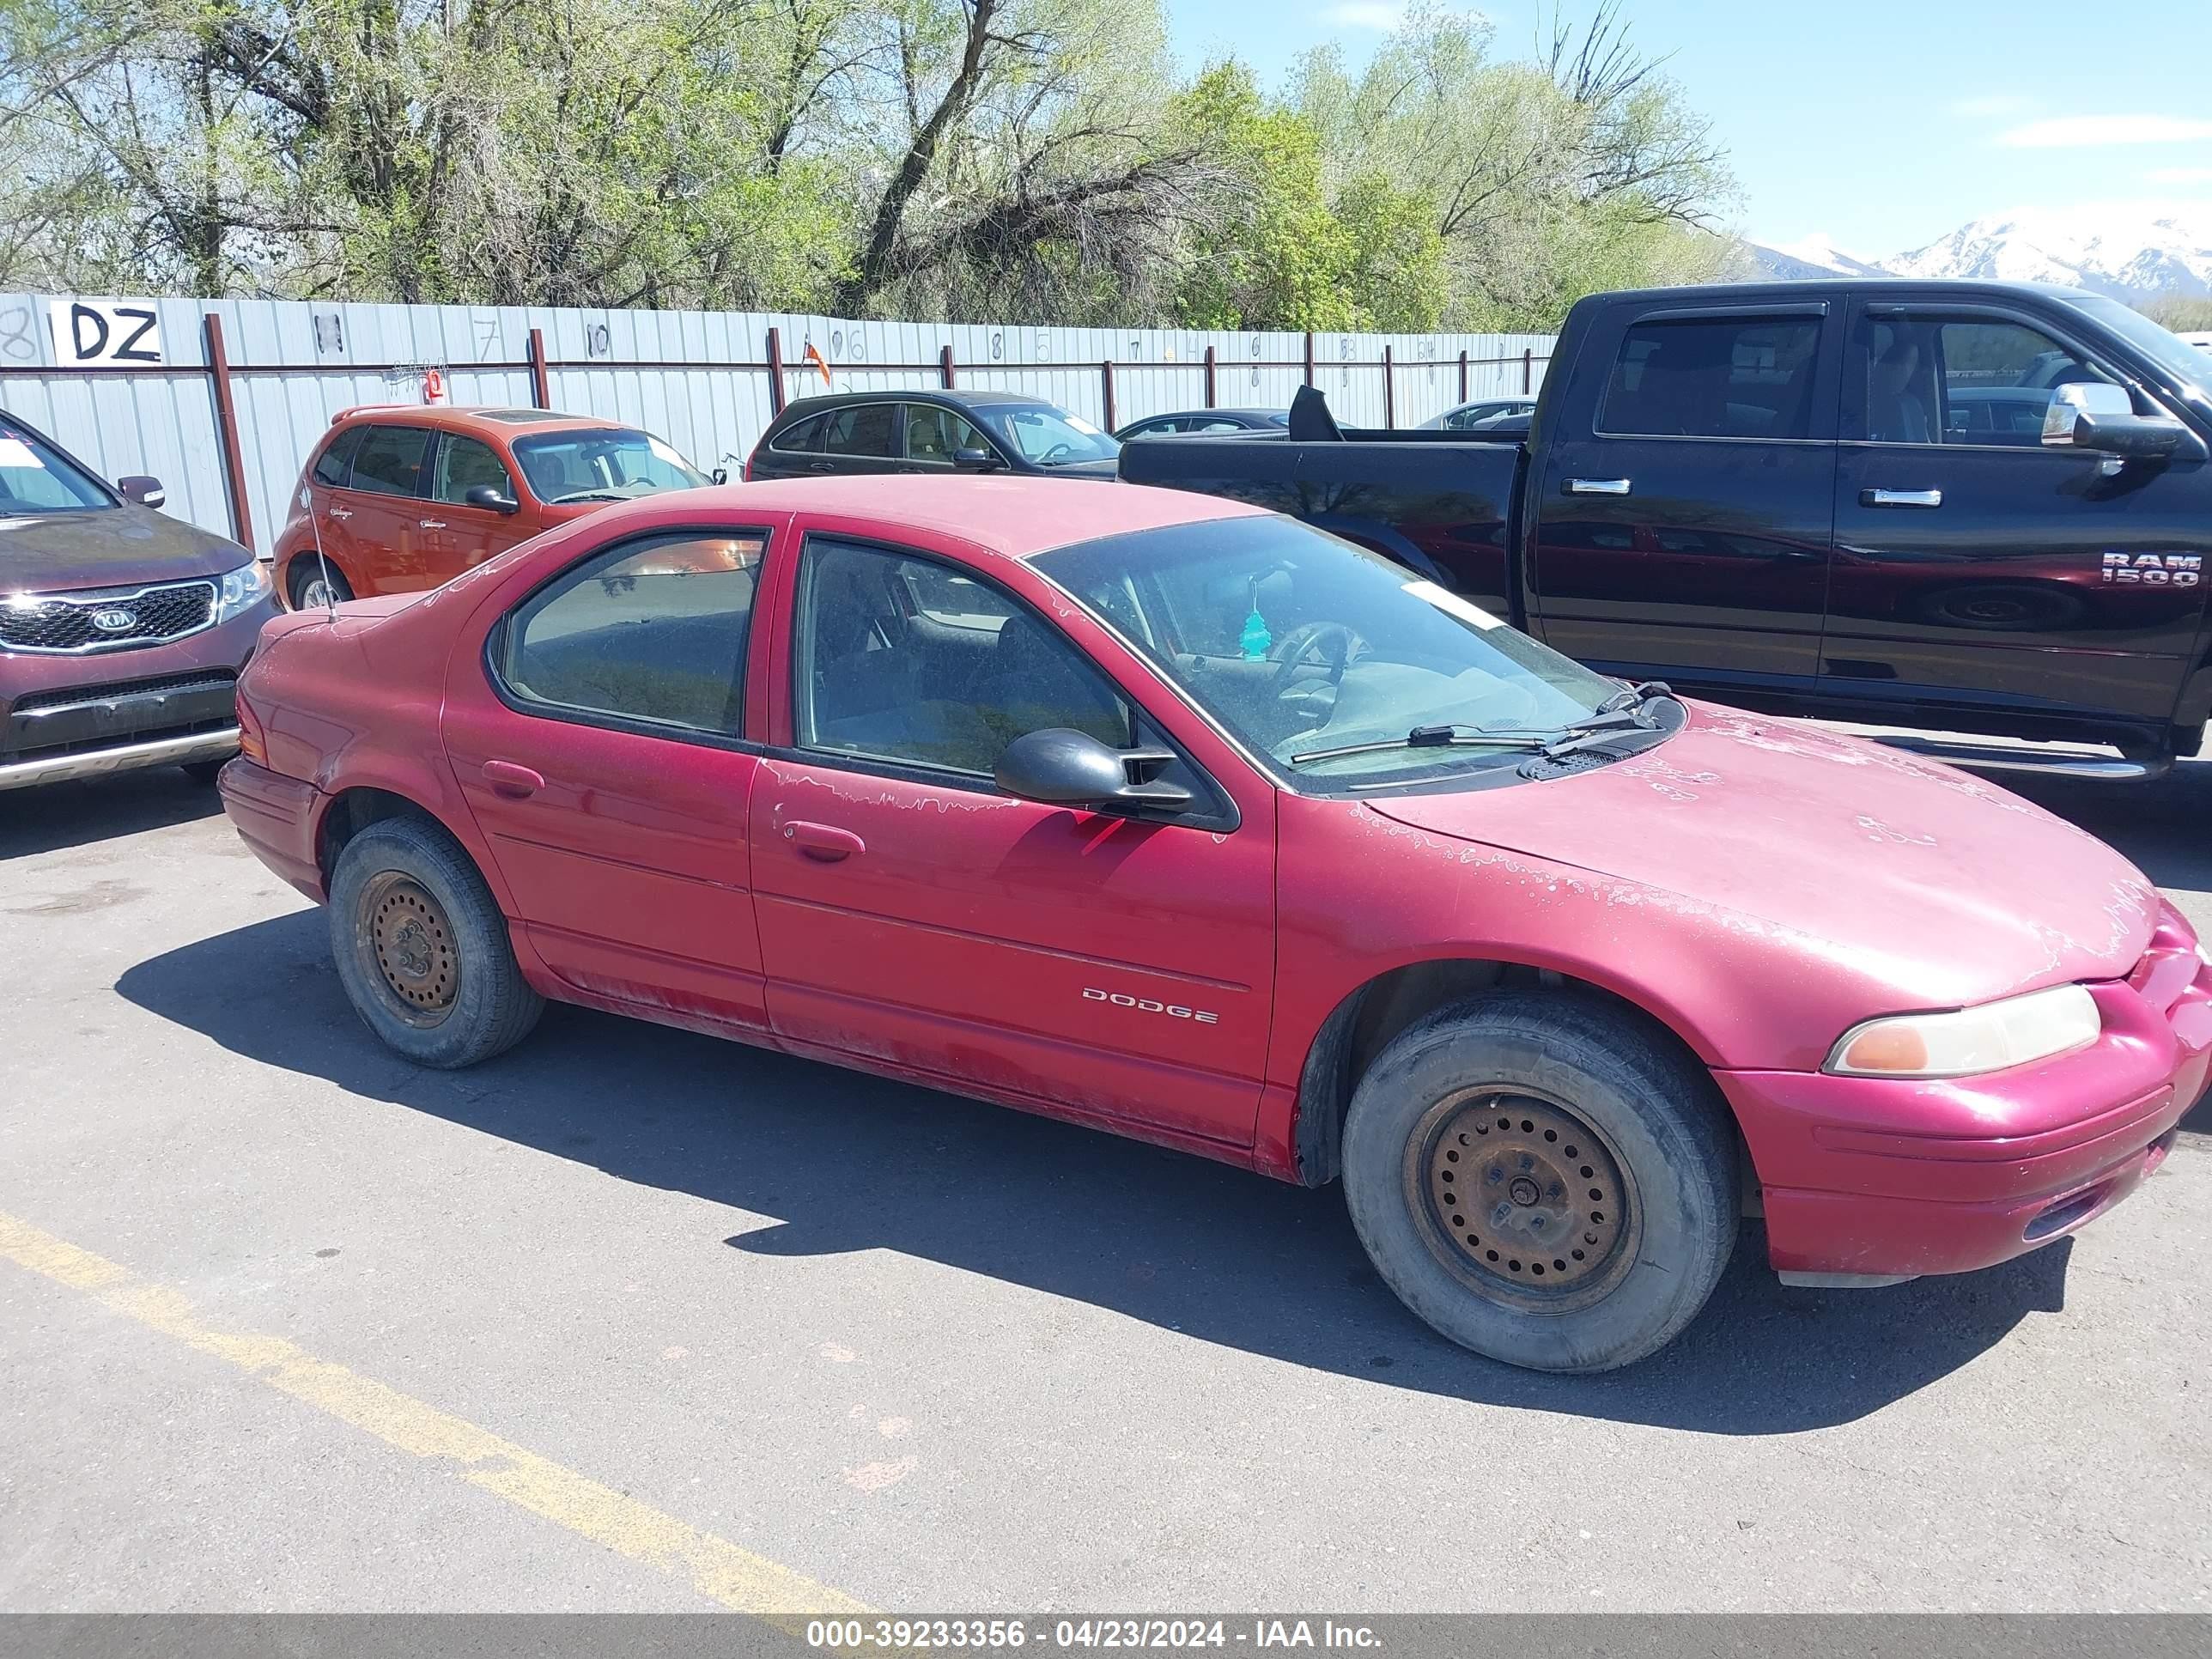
[1129,408,1282,421]
[328,404,626,434]
[772,388,1060,419]
[1589,277,2118,310]
[668,474,1264,559]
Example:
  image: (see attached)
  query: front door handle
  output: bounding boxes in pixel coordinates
[784,820,865,861]
[1565,477,1632,496]
[419,518,447,530]
[483,759,544,799]
[1862,488,1943,507]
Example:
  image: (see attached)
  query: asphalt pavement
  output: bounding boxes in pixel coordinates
[0,750,2207,1613]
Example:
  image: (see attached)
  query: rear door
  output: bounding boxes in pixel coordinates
[1826,299,2212,738]
[1530,301,1841,693]
[340,422,436,594]
[813,403,903,477]
[422,432,532,586]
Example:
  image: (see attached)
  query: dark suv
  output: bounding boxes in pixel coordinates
[744,390,1121,482]
[1,409,278,792]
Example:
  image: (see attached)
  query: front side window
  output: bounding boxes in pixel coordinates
[1848,315,2118,447]
[502,532,764,737]
[977,405,1120,467]
[510,428,708,504]
[794,538,1133,777]
[819,405,896,458]
[1036,514,1626,791]
[313,426,364,487]
[902,404,993,463]
[1600,317,1823,441]
[346,424,431,496]
[433,434,515,505]
[0,419,111,513]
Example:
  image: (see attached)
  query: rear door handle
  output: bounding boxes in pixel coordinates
[783,820,865,861]
[806,460,836,474]
[1862,488,1943,507]
[1565,477,1632,496]
[419,518,447,530]
[326,507,352,520]
[482,760,544,799]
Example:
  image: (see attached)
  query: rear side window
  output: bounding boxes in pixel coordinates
[502,532,765,737]
[1600,317,1823,440]
[769,414,825,453]
[313,426,364,486]
[349,424,431,496]
[821,404,896,457]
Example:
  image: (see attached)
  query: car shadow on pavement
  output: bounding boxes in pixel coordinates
[118,907,2097,1438]
[0,769,224,861]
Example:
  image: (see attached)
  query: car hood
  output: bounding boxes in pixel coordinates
[1,505,251,593]
[1364,702,2159,1008]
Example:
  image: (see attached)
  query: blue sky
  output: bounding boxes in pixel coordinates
[1162,0,2212,258]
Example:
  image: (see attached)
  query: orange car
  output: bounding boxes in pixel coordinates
[273,406,713,608]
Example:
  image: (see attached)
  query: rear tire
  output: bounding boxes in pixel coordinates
[326,815,542,1068]
[289,560,353,610]
[1341,992,1736,1373]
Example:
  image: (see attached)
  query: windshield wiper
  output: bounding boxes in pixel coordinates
[1599,678,1674,715]
[1290,707,1654,767]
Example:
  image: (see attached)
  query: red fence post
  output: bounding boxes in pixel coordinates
[766,325,787,416]
[1522,348,1533,394]
[1102,360,1116,432]
[1382,343,1395,429]
[203,313,256,554]
[1303,331,1316,387]
[940,343,957,389]
[1203,345,1217,408]
[527,326,551,409]
[1458,349,1468,402]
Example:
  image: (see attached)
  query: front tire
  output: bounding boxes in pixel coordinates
[326,815,543,1068]
[1342,992,1736,1373]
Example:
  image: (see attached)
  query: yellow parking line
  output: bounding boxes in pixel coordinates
[0,1210,871,1622]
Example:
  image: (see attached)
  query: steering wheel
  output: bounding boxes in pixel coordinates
[1035,442,1079,464]
[1269,622,1359,694]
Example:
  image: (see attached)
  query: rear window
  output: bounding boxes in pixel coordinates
[1600,317,1823,441]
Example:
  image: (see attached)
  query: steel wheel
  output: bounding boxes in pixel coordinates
[363,871,458,1027]
[1402,1088,1640,1315]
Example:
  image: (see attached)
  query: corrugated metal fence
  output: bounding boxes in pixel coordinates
[0,294,1554,557]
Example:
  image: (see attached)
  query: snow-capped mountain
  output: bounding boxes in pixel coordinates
[1739,207,2212,299]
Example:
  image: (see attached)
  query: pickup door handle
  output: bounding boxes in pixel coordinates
[1862,488,1943,507]
[784,820,865,862]
[1565,477,1632,496]
[482,760,544,799]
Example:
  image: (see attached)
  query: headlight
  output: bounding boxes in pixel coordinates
[1824,982,2101,1079]
[214,559,272,622]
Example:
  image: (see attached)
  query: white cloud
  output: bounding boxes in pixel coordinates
[1949,94,2031,118]
[1998,114,2212,149]
[1323,2,1406,27]
[2148,166,2212,185]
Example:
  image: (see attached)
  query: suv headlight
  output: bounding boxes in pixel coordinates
[1825,982,2101,1079]
[214,559,272,623]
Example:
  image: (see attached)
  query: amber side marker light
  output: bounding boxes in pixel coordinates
[1825,982,2103,1079]
[235,693,268,766]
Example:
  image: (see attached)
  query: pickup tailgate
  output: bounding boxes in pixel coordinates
[1119,433,1528,621]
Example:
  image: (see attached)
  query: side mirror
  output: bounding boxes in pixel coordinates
[117,474,165,507]
[465,483,521,515]
[994,728,1193,814]
[952,447,1002,471]
[2041,381,2191,459]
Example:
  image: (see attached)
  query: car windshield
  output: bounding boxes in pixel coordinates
[1033,515,1627,790]
[0,418,112,515]
[510,428,710,503]
[2060,293,2212,411]
[980,404,1120,467]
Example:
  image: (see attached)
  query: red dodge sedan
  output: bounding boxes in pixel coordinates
[218,476,2209,1371]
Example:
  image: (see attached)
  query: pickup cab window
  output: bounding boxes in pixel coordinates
[1600,317,1822,440]
[1846,315,2116,447]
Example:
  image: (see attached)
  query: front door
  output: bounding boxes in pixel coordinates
[1531,304,1839,696]
[749,532,1276,1148]
[1826,301,2211,737]
[443,525,775,1031]
[422,433,533,586]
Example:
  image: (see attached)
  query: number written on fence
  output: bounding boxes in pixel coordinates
[51,301,161,365]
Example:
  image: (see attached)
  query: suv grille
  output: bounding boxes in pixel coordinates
[0,580,216,653]
[9,668,238,715]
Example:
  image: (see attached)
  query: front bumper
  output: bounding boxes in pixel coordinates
[1721,910,2210,1281]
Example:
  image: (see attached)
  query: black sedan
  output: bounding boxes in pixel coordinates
[1114,408,1286,441]
[744,390,1120,482]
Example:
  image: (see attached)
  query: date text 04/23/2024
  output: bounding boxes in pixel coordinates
[805,1620,1384,1650]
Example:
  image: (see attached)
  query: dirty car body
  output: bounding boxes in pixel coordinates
[218,476,2209,1370]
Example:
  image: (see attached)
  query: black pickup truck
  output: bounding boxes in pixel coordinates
[1120,280,2212,777]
